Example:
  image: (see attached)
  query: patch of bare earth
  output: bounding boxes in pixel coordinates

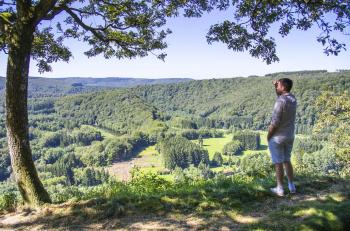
[0,205,238,230]
[107,153,162,181]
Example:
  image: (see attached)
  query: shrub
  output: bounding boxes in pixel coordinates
[0,193,17,211]
[293,137,324,154]
[233,130,260,150]
[211,152,223,167]
[173,164,214,184]
[300,146,343,176]
[240,152,272,177]
[130,167,170,195]
[223,140,244,156]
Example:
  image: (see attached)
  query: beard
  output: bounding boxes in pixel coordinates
[275,89,282,96]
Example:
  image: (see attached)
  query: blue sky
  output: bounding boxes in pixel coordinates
[0,10,349,79]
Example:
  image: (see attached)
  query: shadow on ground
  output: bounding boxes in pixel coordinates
[0,177,349,230]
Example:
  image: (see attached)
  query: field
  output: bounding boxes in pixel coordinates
[107,130,270,181]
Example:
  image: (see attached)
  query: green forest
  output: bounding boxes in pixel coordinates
[1,70,350,230]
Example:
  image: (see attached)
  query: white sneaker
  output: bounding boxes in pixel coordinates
[270,187,284,197]
[288,183,296,194]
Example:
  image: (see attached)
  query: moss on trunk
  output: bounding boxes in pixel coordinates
[5,21,51,206]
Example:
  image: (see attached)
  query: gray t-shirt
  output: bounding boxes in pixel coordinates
[271,93,297,140]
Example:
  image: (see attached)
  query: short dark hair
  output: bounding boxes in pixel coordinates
[278,78,293,92]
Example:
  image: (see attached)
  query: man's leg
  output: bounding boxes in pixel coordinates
[284,161,296,193]
[275,163,284,188]
[269,139,285,196]
[283,161,293,182]
[283,139,296,193]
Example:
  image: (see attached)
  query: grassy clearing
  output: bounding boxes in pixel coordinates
[193,133,233,159]
[137,146,174,181]
[192,131,270,159]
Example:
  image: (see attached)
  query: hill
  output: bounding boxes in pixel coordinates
[0,76,192,113]
[0,76,192,97]
[130,70,350,132]
[54,89,165,135]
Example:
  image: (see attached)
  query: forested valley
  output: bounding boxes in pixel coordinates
[1,70,350,230]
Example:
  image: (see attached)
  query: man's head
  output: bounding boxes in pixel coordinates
[273,78,293,95]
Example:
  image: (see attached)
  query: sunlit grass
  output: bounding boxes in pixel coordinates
[193,133,233,159]
[138,145,159,157]
[192,131,270,160]
[135,145,174,181]
[226,211,261,224]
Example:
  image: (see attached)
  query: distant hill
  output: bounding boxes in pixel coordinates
[1,70,350,133]
[130,70,350,132]
[0,76,192,112]
[0,76,192,97]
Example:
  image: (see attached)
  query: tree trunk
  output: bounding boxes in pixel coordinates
[5,22,51,205]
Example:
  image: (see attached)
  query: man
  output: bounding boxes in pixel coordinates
[267,78,297,196]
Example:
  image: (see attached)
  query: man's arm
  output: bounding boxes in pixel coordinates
[268,98,284,141]
[267,124,277,141]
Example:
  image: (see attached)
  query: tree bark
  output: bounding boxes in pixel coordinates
[5,22,51,205]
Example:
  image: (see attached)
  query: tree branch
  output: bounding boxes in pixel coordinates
[33,0,58,25]
[41,6,65,21]
[64,6,107,42]
[40,0,73,21]
[63,6,141,54]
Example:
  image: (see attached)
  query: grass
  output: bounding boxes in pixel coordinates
[134,145,174,181]
[243,191,350,230]
[138,145,158,158]
[192,131,270,160]
[192,133,233,159]
[5,175,348,230]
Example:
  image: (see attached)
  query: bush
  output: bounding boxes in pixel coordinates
[297,146,343,176]
[0,193,17,211]
[233,130,260,150]
[211,152,223,167]
[293,137,324,154]
[130,167,170,195]
[223,140,244,156]
[173,163,214,184]
[240,152,272,177]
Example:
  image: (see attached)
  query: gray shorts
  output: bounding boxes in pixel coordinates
[268,137,294,164]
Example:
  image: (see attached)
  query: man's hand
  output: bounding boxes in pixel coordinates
[267,124,277,141]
